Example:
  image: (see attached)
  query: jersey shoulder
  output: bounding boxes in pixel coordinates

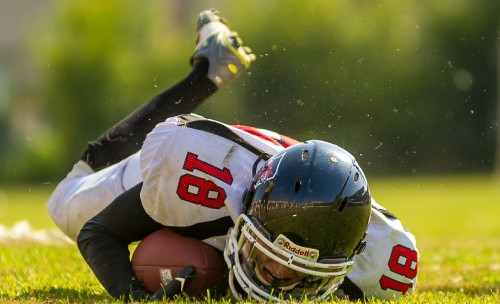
[139,115,283,228]
[230,125,300,148]
[340,199,419,300]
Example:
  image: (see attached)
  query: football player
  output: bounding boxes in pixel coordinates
[47,9,419,302]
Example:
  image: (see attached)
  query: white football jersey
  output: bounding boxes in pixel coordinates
[47,114,418,299]
[139,114,287,249]
[340,200,419,299]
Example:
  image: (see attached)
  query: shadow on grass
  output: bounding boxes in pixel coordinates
[12,286,113,303]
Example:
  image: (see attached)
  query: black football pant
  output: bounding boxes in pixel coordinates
[80,59,216,171]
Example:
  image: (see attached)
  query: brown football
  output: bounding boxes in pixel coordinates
[131,227,227,298]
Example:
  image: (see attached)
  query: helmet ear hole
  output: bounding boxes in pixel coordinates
[294,176,302,193]
[301,150,309,160]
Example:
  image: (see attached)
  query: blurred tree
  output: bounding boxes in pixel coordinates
[220,0,499,176]
[21,0,193,181]
[414,1,498,174]
[0,0,497,182]
[497,21,500,178]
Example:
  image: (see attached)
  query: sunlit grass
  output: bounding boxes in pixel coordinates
[370,174,500,240]
[0,184,55,229]
[1,175,499,303]
[0,244,108,303]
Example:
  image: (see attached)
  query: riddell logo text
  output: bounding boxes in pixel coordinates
[284,242,310,257]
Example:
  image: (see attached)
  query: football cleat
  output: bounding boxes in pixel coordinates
[191,9,256,88]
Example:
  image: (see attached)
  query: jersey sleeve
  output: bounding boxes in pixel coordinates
[139,115,279,228]
[77,183,164,300]
[338,199,419,300]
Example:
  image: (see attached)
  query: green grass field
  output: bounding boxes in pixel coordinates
[1,175,499,303]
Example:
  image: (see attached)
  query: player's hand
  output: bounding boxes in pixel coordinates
[148,265,196,300]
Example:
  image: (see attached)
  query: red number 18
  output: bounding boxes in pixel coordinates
[176,152,233,209]
[379,245,418,294]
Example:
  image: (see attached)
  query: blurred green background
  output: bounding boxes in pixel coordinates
[0,0,499,184]
[1,2,499,300]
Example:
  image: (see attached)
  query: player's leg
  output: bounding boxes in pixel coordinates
[81,9,255,171]
[80,60,214,171]
[48,9,255,240]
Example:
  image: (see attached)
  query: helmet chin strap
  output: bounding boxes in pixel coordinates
[271,278,282,290]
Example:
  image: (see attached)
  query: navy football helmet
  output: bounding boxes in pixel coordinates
[224,140,371,301]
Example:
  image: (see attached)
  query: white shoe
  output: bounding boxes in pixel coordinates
[191,9,256,88]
